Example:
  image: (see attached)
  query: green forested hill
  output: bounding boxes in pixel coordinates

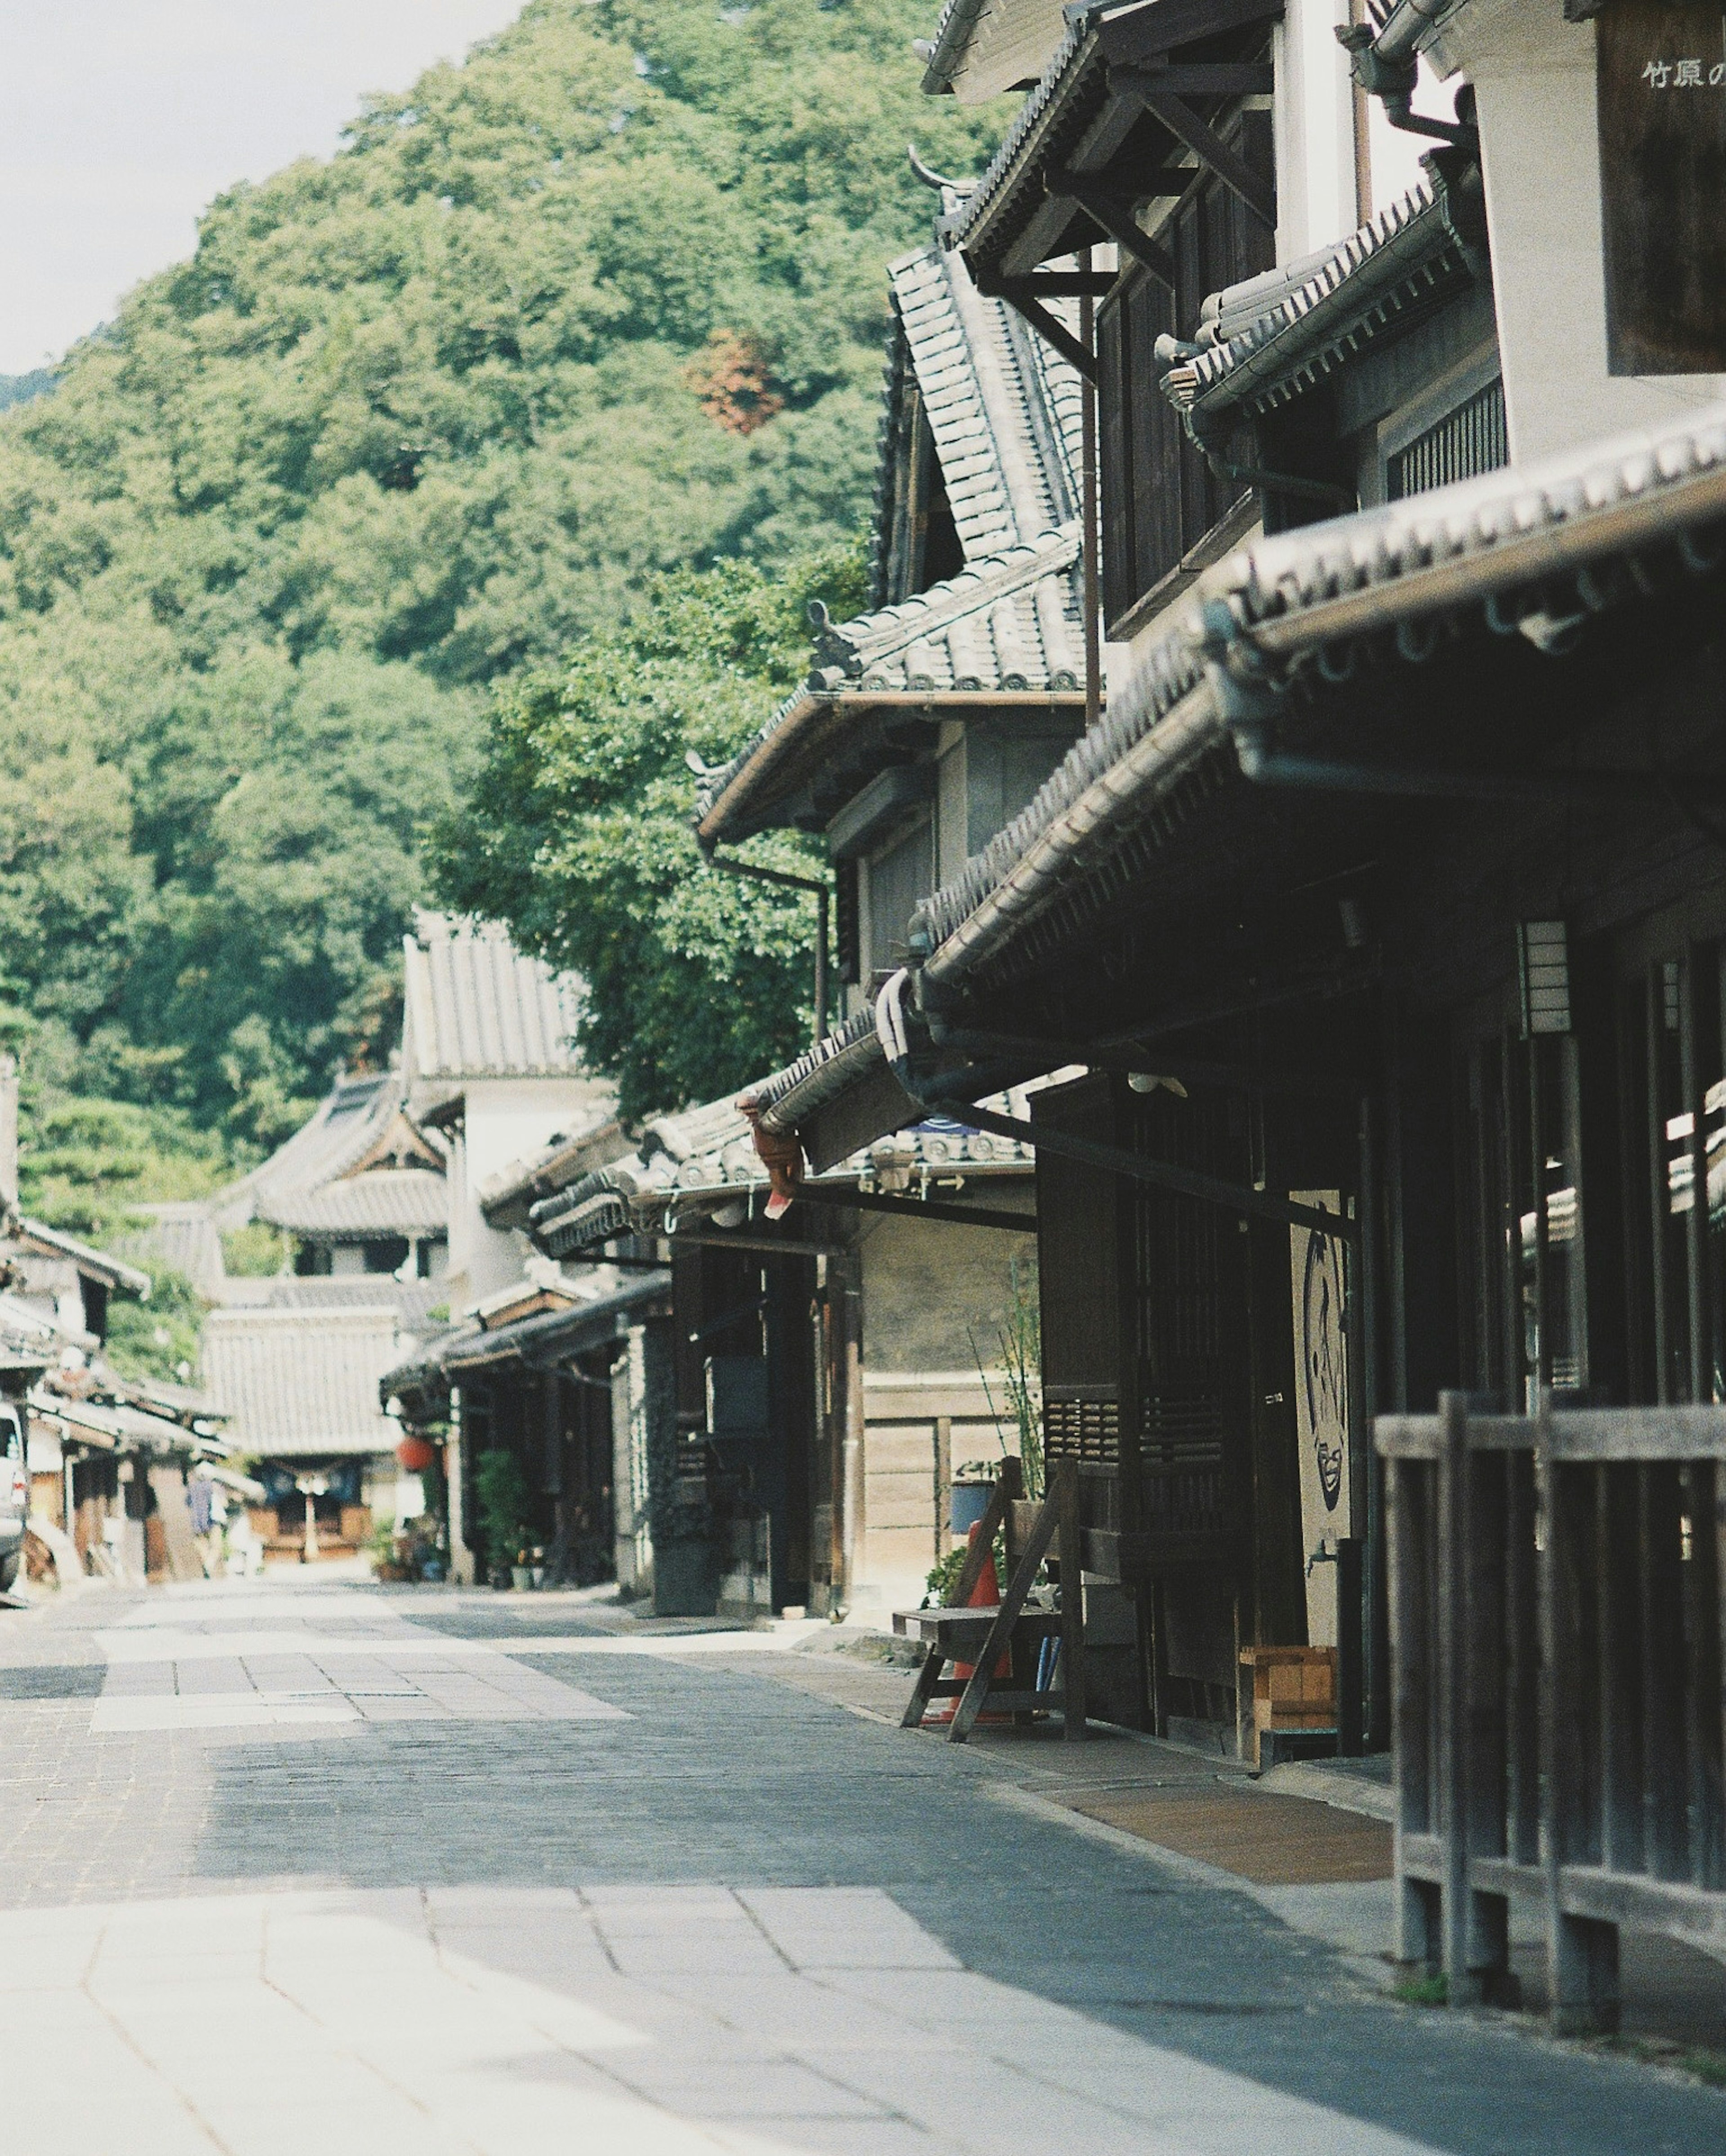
[0,0,998,1164]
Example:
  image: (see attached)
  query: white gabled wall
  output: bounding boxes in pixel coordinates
[1430,0,1726,461]
[1274,0,1359,263]
[445,1076,606,1312]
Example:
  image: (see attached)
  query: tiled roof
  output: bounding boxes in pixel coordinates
[127,1203,227,1296]
[1161,167,1481,426]
[529,1075,1036,1256]
[221,1073,403,1226]
[202,1306,402,1459]
[475,1115,632,1228]
[695,529,1085,841]
[912,393,1726,985]
[382,1270,671,1394]
[888,244,1081,555]
[403,912,589,1082]
[209,1275,451,1331]
[817,527,1084,693]
[26,1393,200,1459]
[255,1168,447,1240]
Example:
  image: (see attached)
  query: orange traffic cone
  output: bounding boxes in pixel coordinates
[928,1520,1011,1725]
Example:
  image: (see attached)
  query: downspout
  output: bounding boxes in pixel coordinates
[1336,3,1478,149]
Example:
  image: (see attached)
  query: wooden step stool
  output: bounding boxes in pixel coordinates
[894,1457,1088,1743]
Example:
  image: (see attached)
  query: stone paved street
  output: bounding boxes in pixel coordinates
[1,1574,1722,2156]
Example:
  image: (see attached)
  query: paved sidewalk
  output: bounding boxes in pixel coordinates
[0,1575,1721,2155]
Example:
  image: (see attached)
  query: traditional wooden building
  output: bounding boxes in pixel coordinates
[702,0,1726,1761]
[532,1092,1037,1620]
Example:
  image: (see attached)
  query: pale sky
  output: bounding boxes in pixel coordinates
[0,2,530,373]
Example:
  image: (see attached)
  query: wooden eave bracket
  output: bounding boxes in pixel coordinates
[1112,71,1277,229]
[981,276,1097,379]
[1045,169,1175,287]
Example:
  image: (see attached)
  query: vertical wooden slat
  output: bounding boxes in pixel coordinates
[1389,1453,1438,1966]
[1601,1460,1641,1874]
[1641,1463,1689,1880]
[1435,1393,1473,1998]
[1646,972,1675,1403]
[1539,1392,1621,2034]
[1505,1448,1541,1864]
[1680,1460,1725,1889]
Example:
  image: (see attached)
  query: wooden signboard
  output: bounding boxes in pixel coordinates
[1290,1193,1349,1648]
[1597,0,1726,373]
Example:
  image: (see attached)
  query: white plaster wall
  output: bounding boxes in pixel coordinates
[1431,0,1726,461]
[1274,0,1358,263]
[447,1076,606,1310]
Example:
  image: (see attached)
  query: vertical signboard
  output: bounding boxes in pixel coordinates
[1290,1193,1350,1647]
[1598,0,1726,373]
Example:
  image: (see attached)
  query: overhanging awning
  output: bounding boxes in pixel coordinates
[27,1394,197,1456]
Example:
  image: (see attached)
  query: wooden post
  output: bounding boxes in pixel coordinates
[1058,1458,1087,1741]
[1387,1449,1440,1968]
[1537,1390,1620,2034]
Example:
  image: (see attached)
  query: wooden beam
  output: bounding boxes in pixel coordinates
[1047,169,1175,286]
[1096,0,1285,67]
[1123,64,1276,96]
[945,1100,1360,1240]
[997,270,1116,297]
[1117,79,1277,228]
[996,288,1096,380]
[795,1188,1037,1235]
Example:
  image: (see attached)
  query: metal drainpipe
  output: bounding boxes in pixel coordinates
[840,1260,864,1614]
[1080,246,1103,729]
[702,847,831,1044]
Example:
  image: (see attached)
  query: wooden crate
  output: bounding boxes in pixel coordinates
[1239,1645,1337,1770]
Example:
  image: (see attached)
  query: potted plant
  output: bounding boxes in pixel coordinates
[474,1449,532,1592]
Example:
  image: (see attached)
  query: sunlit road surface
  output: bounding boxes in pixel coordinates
[0,1574,1718,2156]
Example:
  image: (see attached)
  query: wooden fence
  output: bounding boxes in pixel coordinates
[1376,1392,1726,2032]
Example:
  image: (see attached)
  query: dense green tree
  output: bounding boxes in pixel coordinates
[432,547,866,1119]
[0,1,1003,1144]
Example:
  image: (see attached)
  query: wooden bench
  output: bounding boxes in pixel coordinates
[894,1457,1088,1743]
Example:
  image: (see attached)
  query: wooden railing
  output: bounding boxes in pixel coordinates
[1376,1393,1726,2032]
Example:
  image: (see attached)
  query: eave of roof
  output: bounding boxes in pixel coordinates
[1163,162,1483,429]
[939,0,1283,272]
[381,1270,670,1391]
[921,0,991,93]
[475,1116,631,1228]
[528,1044,1036,1255]
[911,395,1726,988]
[695,528,1085,845]
[12,1217,151,1299]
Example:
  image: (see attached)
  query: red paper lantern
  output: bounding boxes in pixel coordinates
[395,1434,436,1473]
